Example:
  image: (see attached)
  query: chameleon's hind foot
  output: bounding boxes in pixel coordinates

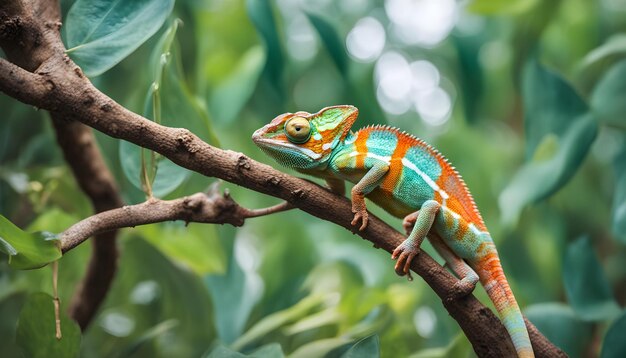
[402,211,419,236]
[392,239,421,280]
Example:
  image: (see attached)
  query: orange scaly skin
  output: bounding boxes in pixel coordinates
[253,105,533,358]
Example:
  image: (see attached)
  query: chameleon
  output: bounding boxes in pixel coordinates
[252,105,534,358]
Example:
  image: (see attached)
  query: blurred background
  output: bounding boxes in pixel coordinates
[1,0,625,357]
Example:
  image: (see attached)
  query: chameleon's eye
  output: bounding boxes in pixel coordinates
[284,117,311,144]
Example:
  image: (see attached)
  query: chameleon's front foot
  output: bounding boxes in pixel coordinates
[391,239,421,281]
[351,198,369,231]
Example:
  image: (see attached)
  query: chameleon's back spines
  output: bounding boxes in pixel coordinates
[354,124,486,230]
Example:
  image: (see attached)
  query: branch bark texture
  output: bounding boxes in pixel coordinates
[0,1,565,357]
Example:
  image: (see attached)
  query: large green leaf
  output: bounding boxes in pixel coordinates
[499,113,597,224]
[341,335,380,358]
[306,13,348,76]
[499,57,597,224]
[138,222,226,276]
[563,237,621,321]
[525,303,593,358]
[246,0,284,94]
[601,311,626,358]
[591,59,626,126]
[522,57,589,157]
[209,46,266,124]
[0,215,61,270]
[16,292,81,358]
[205,237,264,344]
[65,0,175,77]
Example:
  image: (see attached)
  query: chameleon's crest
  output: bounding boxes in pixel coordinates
[252,105,358,170]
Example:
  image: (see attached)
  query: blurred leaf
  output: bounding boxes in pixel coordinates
[289,337,352,358]
[499,57,597,224]
[209,46,266,123]
[65,0,175,77]
[306,13,348,76]
[601,311,626,358]
[231,294,323,351]
[409,334,472,358]
[591,59,626,126]
[118,319,178,357]
[525,303,593,358]
[138,222,226,275]
[499,113,597,224]
[578,33,626,87]
[205,239,263,344]
[564,237,621,321]
[0,215,61,270]
[16,292,81,358]
[468,0,538,14]
[246,0,284,93]
[85,238,215,357]
[452,34,484,124]
[522,57,588,157]
[205,343,284,358]
[119,141,190,198]
[612,141,626,244]
[283,307,340,335]
[341,335,380,358]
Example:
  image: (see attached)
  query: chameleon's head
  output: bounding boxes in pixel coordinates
[252,105,358,170]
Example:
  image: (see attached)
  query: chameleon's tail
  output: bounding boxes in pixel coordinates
[478,250,534,358]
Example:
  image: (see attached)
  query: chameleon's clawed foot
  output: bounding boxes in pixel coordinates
[392,240,421,280]
[351,210,368,231]
[402,212,418,236]
[446,279,477,302]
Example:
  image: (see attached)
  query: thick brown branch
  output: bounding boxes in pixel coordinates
[0,2,565,357]
[60,192,258,252]
[51,118,124,330]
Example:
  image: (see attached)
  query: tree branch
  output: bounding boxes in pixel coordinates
[0,2,564,357]
[59,191,291,252]
[51,117,124,330]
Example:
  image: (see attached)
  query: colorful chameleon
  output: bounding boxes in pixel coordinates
[252,105,534,358]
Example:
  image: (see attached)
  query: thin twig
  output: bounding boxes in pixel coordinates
[52,260,61,340]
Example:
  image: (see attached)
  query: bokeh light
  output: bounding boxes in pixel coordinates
[346,17,386,62]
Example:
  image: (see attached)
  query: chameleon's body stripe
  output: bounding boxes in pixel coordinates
[253,106,534,358]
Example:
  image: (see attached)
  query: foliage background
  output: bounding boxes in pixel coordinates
[1,0,626,357]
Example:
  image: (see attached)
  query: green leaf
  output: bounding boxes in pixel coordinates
[564,237,621,321]
[289,337,353,358]
[591,59,626,126]
[525,303,593,358]
[577,33,626,85]
[118,320,178,357]
[468,0,539,14]
[522,57,589,157]
[612,141,626,244]
[65,0,175,77]
[209,46,265,123]
[341,335,380,358]
[119,21,197,198]
[601,311,626,358]
[499,57,597,224]
[16,292,81,358]
[119,141,190,198]
[306,13,348,76]
[138,222,226,276]
[204,343,284,358]
[499,113,597,224]
[409,334,472,358]
[205,238,264,344]
[0,215,61,269]
[246,0,284,92]
[231,295,324,350]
